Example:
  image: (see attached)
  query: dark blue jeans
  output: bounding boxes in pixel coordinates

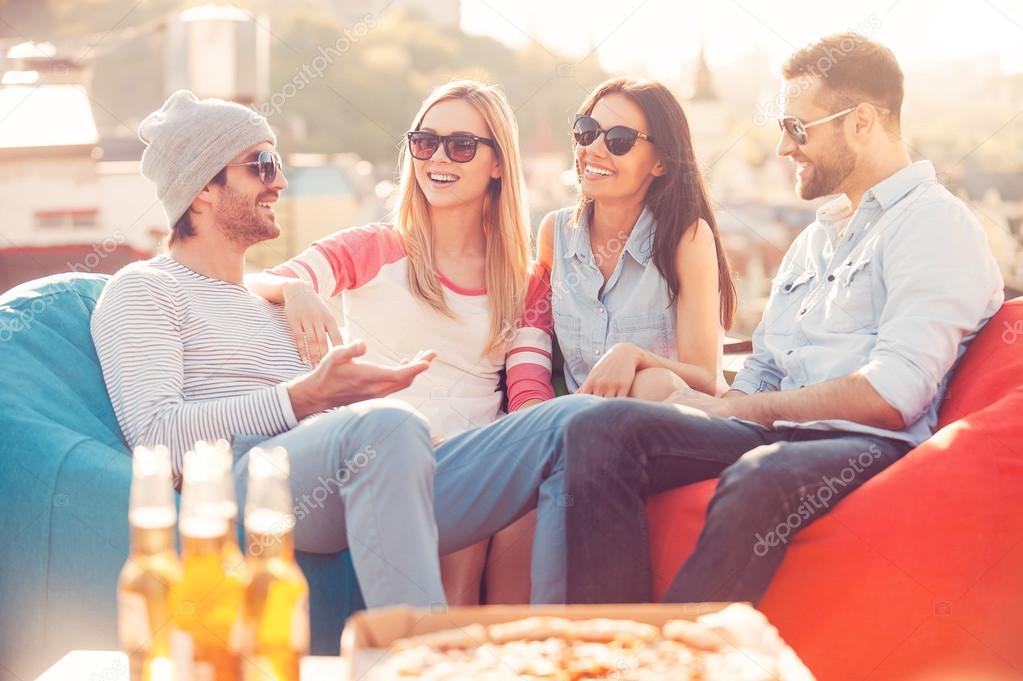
[563,399,912,604]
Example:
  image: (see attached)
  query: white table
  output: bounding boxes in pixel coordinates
[36,651,348,680]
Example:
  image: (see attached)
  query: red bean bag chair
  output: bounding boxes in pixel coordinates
[646,298,1023,681]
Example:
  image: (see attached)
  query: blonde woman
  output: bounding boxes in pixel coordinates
[248,80,556,604]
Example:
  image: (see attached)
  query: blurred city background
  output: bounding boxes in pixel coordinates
[1,0,1021,335]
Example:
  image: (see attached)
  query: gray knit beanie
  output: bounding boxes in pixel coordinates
[138,90,277,227]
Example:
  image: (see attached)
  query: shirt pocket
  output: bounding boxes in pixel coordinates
[823,256,877,334]
[765,269,814,333]
[608,311,673,358]
[552,309,586,378]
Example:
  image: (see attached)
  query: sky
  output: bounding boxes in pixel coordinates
[461,0,1023,81]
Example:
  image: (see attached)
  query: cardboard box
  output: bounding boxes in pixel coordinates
[341,603,815,680]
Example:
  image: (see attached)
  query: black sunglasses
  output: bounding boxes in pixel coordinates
[573,114,654,156]
[407,131,496,163]
[225,150,283,185]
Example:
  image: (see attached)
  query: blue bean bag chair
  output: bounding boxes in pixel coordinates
[0,273,365,680]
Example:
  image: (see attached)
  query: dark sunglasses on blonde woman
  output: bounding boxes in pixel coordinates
[406,131,496,163]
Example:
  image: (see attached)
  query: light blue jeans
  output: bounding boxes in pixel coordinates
[232,394,600,608]
[434,393,602,603]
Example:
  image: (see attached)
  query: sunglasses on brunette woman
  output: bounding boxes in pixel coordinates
[572,114,654,156]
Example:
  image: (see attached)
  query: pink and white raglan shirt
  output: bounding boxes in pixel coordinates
[268,223,554,438]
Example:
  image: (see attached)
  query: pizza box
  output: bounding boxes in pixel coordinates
[341,602,816,680]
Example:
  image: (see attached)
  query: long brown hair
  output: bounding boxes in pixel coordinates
[573,77,736,329]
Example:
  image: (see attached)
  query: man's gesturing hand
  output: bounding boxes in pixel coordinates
[287,340,436,421]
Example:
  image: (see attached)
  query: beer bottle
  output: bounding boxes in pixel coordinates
[199,440,246,576]
[172,445,246,681]
[118,445,182,681]
[242,447,309,681]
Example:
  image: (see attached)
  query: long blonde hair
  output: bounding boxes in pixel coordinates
[395,80,531,352]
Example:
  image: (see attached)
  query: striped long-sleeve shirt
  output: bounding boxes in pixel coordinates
[91,255,304,482]
[268,223,554,437]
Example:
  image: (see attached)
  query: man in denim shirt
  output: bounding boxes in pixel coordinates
[561,34,1004,604]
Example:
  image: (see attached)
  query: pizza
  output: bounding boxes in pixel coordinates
[363,604,814,680]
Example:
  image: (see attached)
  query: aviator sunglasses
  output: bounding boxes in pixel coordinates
[778,103,888,145]
[225,150,283,185]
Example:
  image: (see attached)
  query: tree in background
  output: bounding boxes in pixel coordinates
[1,0,608,165]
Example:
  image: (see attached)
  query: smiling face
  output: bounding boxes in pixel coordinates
[776,79,856,200]
[216,141,288,246]
[412,98,501,212]
[575,93,663,204]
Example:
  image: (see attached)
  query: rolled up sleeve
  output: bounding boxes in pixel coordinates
[858,200,1004,425]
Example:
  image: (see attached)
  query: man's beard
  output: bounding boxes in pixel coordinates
[797,133,856,200]
[215,185,280,246]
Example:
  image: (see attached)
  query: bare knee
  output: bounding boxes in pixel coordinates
[441,540,489,605]
[484,511,536,604]
[629,367,686,401]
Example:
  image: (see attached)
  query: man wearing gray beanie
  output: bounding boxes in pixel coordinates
[91,90,448,611]
[138,89,280,242]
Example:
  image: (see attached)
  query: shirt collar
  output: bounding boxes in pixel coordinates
[567,205,656,265]
[564,209,588,260]
[624,206,656,266]
[813,161,936,240]
[863,160,937,210]
[815,194,854,225]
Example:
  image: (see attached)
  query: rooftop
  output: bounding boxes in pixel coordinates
[0,245,147,292]
[0,84,98,150]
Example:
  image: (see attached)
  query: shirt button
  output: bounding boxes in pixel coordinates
[593,349,600,356]
[784,284,792,291]
[786,350,794,355]
[799,309,807,315]
[827,274,836,282]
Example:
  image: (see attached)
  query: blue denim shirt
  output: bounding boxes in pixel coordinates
[551,206,726,394]
[731,161,1004,445]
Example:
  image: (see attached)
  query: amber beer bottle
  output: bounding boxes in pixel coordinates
[172,443,246,681]
[202,439,246,575]
[118,445,182,681]
[242,447,310,681]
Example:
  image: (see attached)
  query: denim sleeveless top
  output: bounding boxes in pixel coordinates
[551,206,726,394]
